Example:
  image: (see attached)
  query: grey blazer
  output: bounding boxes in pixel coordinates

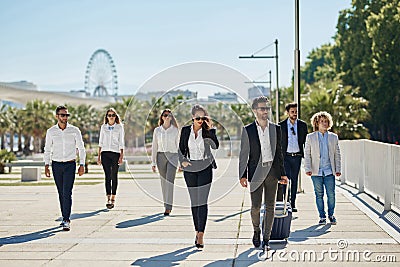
[304,131,341,176]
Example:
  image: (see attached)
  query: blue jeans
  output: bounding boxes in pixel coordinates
[311,174,335,218]
[52,161,76,221]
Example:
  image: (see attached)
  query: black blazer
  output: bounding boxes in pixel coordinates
[239,121,286,182]
[279,118,308,157]
[178,125,219,168]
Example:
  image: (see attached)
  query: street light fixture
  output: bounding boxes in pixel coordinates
[239,39,280,123]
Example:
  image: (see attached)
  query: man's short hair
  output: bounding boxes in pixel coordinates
[285,102,298,112]
[251,96,270,109]
[55,105,67,115]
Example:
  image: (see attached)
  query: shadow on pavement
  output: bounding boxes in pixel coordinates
[289,224,331,242]
[204,247,259,266]
[338,184,400,232]
[72,209,108,220]
[55,209,108,222]
[116,213,164,228]
[131,246,199,266]
[0,226,61,245]
[213,209,250,223]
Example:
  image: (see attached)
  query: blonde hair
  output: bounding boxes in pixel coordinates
[310,111,333,131]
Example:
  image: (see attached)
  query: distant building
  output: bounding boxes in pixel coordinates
[248,86,270,100]
[69,89,90,98]
[208,92,238,103]
[4,81,38,91]
[135,89,197,102]
[0,99,23,109]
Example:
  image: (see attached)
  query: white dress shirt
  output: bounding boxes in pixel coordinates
[287,119,300,153]
[188,125,205,160]
[98,123,125,153]
[151,125,179,166]
[256,120,273,163]
[44,123,86,165]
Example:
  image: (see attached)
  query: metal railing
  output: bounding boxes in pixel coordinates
[340,139,400,211]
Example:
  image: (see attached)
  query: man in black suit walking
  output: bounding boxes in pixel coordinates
[278,102,308,212]
[239,96,288,251]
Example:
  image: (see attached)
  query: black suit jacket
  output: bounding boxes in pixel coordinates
[178,125,219,168]
[239,121,286,182]
[279,118,308,157]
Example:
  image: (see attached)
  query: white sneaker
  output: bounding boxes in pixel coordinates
[63,221,70,231]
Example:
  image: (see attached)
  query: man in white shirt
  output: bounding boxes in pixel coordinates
[239,96,288,252]
[44,105,86,231]
[278,103,308,212]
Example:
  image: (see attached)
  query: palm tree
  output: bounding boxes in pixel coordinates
[5,106,18,152]
[229,103,254,139]
[301,79,370,139]
[0,105,10,150]
[67,104,99,146]
[24,100,56,153]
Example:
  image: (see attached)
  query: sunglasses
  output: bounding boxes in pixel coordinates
[162,113,172,118]
[57,113,70,117]
[107,114,117,118]
[290,126,296,135]
[193,116,208,122]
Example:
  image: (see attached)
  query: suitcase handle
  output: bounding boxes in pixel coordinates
[282,179,290,215]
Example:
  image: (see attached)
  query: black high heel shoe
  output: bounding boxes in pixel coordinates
[163,209,171,216]
[196,243,204,249]
[196,234,204,249]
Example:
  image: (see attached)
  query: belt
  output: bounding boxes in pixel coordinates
[286,152,302,157]
[53,159,76,163]
[262,161,272,167]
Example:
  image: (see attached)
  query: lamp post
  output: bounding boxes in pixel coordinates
[239,39,280,123]
[294,0,301,117]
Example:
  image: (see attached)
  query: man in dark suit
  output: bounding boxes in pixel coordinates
[239,96,288,251]
[278,102,308,212]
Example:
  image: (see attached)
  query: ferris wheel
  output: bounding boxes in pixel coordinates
[84,49,118,97]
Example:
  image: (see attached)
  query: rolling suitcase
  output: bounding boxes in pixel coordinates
[263,181,292,241]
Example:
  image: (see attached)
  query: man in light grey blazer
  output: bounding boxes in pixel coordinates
[304,111,341,225]
[239,96,288,252]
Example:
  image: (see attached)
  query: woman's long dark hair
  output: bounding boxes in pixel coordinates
[191,104,212,138]
[103,108,121,124]
[158,109,178,128]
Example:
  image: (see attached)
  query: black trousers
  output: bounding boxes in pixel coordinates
[52,161,76,221]
[101,151,120,195]
[183,161,213,232]
[277,155,302,206]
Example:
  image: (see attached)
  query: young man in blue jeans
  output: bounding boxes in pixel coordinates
[304,111,341,225]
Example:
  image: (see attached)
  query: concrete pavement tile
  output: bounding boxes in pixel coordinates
[0,260,49,266]
[0,251,62,260]
[0,243,73,252]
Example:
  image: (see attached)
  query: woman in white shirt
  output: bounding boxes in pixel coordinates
[97,108,125,209]
[151,109,179,216]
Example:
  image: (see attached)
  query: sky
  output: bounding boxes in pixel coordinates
[0,0,351,96]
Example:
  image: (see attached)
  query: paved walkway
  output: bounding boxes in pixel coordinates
[0,159,399,266]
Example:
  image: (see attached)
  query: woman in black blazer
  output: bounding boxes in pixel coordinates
[179,104,219,249]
